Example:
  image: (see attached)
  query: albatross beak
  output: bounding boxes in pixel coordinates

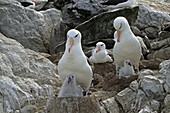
[96,47,100,53]
[117,30,121,42]
[68,38,74,53]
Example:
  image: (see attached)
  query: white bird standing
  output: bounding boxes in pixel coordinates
[89,42,113,63]
[119,59,135,77]
[113,17,141,76]
[58,29,93,95]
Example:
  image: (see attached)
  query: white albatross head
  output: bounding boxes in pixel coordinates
[124,59,133,67]
[113,17,130,42]
[95,42,106,53]
[66,29,82,53]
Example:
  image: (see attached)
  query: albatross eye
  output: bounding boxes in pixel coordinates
[74,33,79,38]
[119,23,122,29]
[101,44,103,46]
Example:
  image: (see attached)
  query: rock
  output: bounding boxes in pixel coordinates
[55,6,139,52]
[135,4,170,39]
[20,105,37,113]
[41,8,67,54]
[162,22,170,32]
[102,74,138,92]
[93,63,116,77]
[129,80,139,91]
[164,94,170,108]
[139,75,165,100]
[164,78,170,93]
[150,37,170,50]
[75,6,139,43]
[0,33,60,112]
[161,108,170,113]
[138,106,153,113]
[147,100,160,112]
[115,88,137,112]
[132,89,149,112]
[0,0,63,53]
[138,100,161,113]
[160,60,170,93]
[159,59,170,74]
[54,0,72,9]
[45,96,100,113]
[61,0,106,27]
[158,31,170,40]
[140,59,162,70]
[147,47,170,60]
[100,97,120,113]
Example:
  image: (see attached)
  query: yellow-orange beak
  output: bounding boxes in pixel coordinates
[117,30,121,42]
[68,38,74,53]
[95,47,100,53]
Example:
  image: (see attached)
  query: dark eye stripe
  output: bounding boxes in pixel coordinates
[119,23,122,29]
[74,33,79,38]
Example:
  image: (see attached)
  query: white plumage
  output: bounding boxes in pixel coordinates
[113,17,141,76]
[119,59,135,77]
[58,29,93,95]
[89,42,113,63]
[58,75,83,97]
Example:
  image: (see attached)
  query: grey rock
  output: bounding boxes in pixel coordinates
[0,0,62,53]
[161,108,170,113]
[75,6,139,43]
[101,97,119,113]
[164,94,170,108]
[138,106,154,113]
[54,0,72,9]
[146,100,160,112]
[159,60,170,93]
[20,105,37,113]
[158,31,170,40]
[147,46,170,60]
[135,4,170,39]
[159,60,170,74]
[61,0,106,27]
[56,6,139,52]
[139,75,165,100]
[115,88,137,112]
[0,33,60,112]
[129,80,139,91]
[132,89,149,112]
[45,96,100,113]
[164,77,170,93]
[151,37,170,50]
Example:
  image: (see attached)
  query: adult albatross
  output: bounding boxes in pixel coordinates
[113,17,141,76]
[58,29,93,95]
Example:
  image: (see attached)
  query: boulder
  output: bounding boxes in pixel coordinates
[162,94,170,113]
[0,0,63,53]
[115,88,137,112]
[45,96,100,113]
[164,94,170,108]
[100,97,120,113]
[61,0,106,27]
[135,4,170,39]
[0,33,61,112]
[75,6,139,43]
[159,60,170,93]
[139,75,165,100]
